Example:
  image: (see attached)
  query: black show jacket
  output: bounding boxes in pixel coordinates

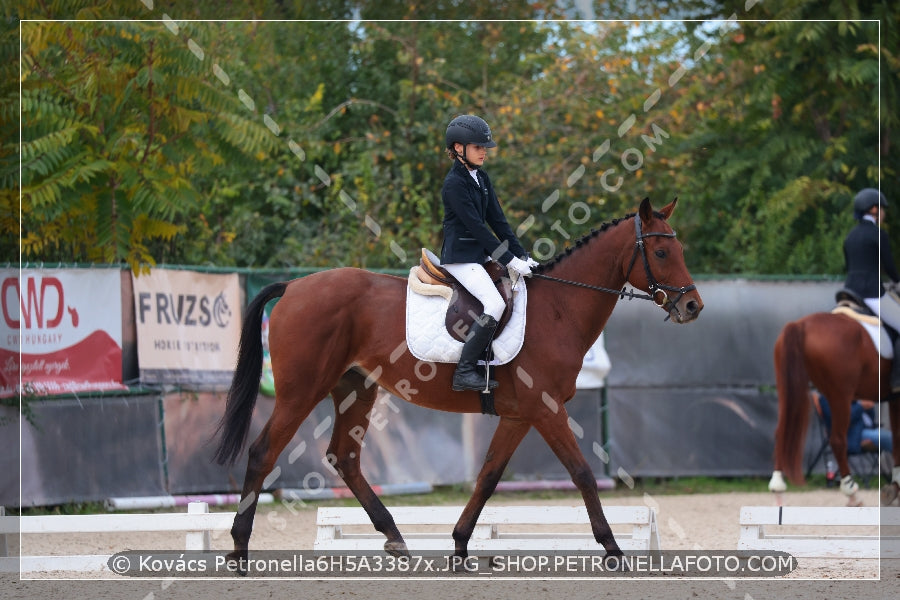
[440,160,526,266]
[843,218,900,298]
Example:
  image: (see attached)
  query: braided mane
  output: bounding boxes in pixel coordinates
[533,213,635,274]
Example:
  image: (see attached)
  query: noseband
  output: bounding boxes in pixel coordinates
[623,214,696,314]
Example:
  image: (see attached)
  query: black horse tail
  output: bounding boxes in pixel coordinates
[773,320,811,486]
[212,281,288,466]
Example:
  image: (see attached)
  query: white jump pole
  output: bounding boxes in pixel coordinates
[104,493,275,511]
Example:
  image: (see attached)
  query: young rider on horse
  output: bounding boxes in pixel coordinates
[440,114,537,392]
[844,187,900,391]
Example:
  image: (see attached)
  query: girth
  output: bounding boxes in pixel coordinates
[418,249,515,343]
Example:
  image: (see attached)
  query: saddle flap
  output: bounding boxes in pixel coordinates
[415,248,517,343]
[444,261,515,343]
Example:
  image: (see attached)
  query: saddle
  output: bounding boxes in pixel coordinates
[414,249,515,343]
[833,287,898,343]
[834,288,877,318]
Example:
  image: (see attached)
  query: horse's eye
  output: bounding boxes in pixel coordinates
[655,249,666,258]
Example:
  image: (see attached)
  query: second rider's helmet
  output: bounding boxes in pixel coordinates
[853,188,888,221]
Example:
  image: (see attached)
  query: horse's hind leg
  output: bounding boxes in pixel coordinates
[452,416,531,559]
[327,369,409,556]
[228,388,326,567]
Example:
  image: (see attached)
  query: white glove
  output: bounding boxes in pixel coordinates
[507,256,532,277]
[525,257,539,269]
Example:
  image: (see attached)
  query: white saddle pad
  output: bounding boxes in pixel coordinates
[405,268,527,364]
[864,321,893,359]
[832,307,892,359]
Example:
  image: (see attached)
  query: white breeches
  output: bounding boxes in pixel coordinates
[443,262,505,320]
[864,293,900,333]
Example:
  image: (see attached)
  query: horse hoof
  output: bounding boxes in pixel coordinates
[604,550,629,572]
[881,483,900,506]
[384,540,410,558]
[224,550,248,576]
[451,555,477,573]
[768,471,787,494]
[845,493,863,507]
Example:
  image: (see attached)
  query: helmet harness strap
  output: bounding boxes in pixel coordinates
[453,143,478,170]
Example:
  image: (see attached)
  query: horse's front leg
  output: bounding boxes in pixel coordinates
[532,405,622,557]
[452,416,531,563]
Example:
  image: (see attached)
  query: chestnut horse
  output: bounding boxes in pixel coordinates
[769,311,900,505]
[213,197,703,566]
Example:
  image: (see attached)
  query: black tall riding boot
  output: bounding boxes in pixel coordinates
[452,314,499,391]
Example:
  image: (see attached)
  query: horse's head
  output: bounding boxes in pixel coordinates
[624,197,703,323]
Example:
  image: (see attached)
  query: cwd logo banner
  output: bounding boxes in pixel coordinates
[0,268,127,398]
[132,269,240,388]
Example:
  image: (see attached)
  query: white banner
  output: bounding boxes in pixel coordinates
[132,269,241,387]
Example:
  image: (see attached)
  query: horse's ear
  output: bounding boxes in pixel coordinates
[639,197,653,223]
[659,197,678,220]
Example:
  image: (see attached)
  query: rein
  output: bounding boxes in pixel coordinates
[530,273,656,301]
[531,215,696,319]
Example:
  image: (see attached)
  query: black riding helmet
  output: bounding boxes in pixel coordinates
[445,114,497,149]
[446,115,496,169]
[853,188,888,220]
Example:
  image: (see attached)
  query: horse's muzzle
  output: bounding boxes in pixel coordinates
[667,296,703,324]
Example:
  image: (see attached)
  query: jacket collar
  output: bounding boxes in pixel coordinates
[452,159,479,177]
[451,159,482,190]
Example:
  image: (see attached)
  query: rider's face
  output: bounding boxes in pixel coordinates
[456,143,488,167]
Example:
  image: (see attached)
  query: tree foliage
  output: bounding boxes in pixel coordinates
[8,15,277,270]
[663,1,893,274]
[4,0,897,275]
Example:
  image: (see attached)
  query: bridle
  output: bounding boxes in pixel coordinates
[531,214,696,319]
[624,212,696,314]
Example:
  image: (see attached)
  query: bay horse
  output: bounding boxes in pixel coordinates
[768,311,900,505]
[213,197,703,567]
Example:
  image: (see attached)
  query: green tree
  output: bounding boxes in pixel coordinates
[8,13,276,270]
[7,1,896,276]
[655,0,897,274]
[485,21,691,258]
[157,19,358,268]
[0,13,18,263]
[336,17,557,266]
